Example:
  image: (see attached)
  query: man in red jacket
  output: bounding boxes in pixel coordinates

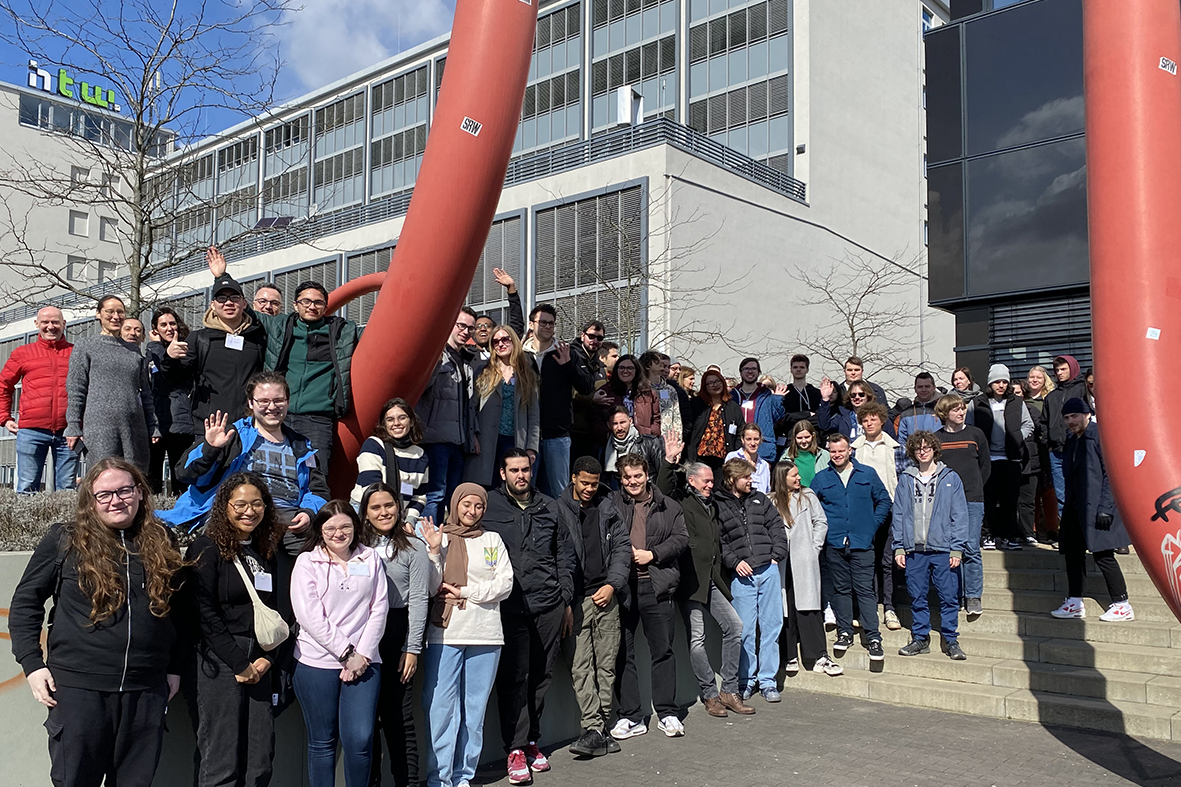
[0,306,77,492]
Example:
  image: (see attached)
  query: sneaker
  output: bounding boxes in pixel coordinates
[718,691,756,715]
[525,742,550,772]
[966,597,984,617]
[657,715,684,737]
[898,637,930,656]
[982,537,996,550]
[508,749,532,785]
[569,730,608,758]
[833,632,853,653]
[999,539,1023,551]
[785,658,800,675]
[944,640,967,660]
[1050,597,1086,619]
[605,736,621,754]
[609,718,647,740]
[1024,537,1040,548]
[824,604,836,630]
[1116,546,1130,555]
[1099,601,1135,622]
[884,610,902,630]
[866,640,885,661]
[761,688,781,703]
[740,685,756,701]
[812,655,844,676]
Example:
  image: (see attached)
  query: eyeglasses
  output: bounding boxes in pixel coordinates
[323,526,354,536]
[455,321,475,334]
[229,500,266,513]
[492,336,512,346]
[915,444,935,454]
[534,319,555,327]
[254,297,281,308]
[94,485,138,504]
[584,332,605,341]
[849,392,868,400]
[295,298,327,308]
[252,398,288,409]
[213,294,243,304]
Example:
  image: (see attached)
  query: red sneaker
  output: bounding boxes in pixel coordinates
[525,742,551,772]
[508,749,532,785]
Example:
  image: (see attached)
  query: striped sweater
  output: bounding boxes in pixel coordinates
[351,435,429,520]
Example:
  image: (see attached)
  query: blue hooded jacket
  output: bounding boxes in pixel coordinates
[811,459,892,550]
[158,417,328,531]
[890,463,969,557]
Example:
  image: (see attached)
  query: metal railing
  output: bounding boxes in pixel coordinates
[0,118,806,326]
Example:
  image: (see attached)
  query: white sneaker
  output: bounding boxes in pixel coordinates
[657,715,684,737]
[1051,597,1086,619]
[812,656,844,676]
[785,658,800,674]
[1099,601,1135,622]
[824,605,836,630]
[610,718,647,740]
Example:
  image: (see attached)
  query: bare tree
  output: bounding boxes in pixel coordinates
[788,251,931,380]
[0,0,296,314]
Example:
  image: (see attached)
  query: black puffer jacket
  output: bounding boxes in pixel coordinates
[146,340,193,436]
[481,486,575,616]
[553,483,631,598]
[612,485,689,604]
[714,486,789,571]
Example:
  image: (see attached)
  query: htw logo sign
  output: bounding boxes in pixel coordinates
[27,60,122,113]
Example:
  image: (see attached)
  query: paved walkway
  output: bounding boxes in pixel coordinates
[476,688,1181,787]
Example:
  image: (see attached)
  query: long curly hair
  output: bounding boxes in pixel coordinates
[69,458,185,624]
[476,325,538,403]
[203,471,281,561]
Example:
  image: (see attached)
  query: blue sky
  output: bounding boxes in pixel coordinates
[0,0,457,138]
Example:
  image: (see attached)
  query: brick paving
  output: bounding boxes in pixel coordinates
[476,688,1181,787]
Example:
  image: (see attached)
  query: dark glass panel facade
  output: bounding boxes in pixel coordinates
[927,163,965,302]
[925,27,962,165]
[965,137,1088,296]
[964,0,1083,156]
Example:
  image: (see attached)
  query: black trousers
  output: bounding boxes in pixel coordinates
[873,518,904,612]
[782,562,828,663]
[827,547,880,641]
[496,604,565,751]
[615,577,678,722]
[1061,512,1129,602]
[195,638,275,787]
[371,609,418,787]
[149,431,194,495]
[985,459,1022,540]
[45,683,168,787]
[285,412,334,466]
[1016,472,1038,541]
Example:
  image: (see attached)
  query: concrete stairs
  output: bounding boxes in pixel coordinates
[781,546,1181,742]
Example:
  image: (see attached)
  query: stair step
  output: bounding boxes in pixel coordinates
[983,589,1178,622]
[829,646,1003,684]
[981,548,1147,574]
[1039,637,1181,677]
[980,568,1162,596]
[991,660,1156,703]
[1004,689,1179,740]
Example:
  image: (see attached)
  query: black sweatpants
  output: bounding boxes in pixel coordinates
[371,609,418,787]
[873,517,904,612]
[985,459,1022,541]
[45,683,169,787]
[1016,472,1038,542]
[496,604,565,751]
[1060,511,1128,602]
[782,561,828,663]
[149,431,194,495]
[615,577,678,722]
[195,638,275,787]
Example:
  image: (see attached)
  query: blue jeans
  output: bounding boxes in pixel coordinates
[905,551,961,642]
[961,501,985,599]
[293,662,382,787]
[536,436,571,498]
[422,644,501,787]
[16,428,78,493]
[423,443,466,524]
[1049,450,1065,518]
[729,562,783,691]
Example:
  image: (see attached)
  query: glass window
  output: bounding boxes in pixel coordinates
[927,163,965,302]
[610,19,625,51]
[729,126,747,154]
[965,0,1084,156]
[626,14,642,46]
[553,108,567,139]
[593,94,608,126]
[710,0,726,15]
[594,26,608,55]
[566,105,580,137]
[660,1,676,33]
[567,39,580,70]
[728,49,747,84]
[769,34,789,73]
[537,46,551,79]
[537,115,551,145]
[709,55,727,92]
[524,117,537,148]
[925,26,961,163]
[768,114,790,152]
[748,120,768,158]
[644,7,659,38]
[553,43,567,72]
[748,40,768,79]
[690,62,708,98]
[691,0,708,23]
[966,138,1088,296]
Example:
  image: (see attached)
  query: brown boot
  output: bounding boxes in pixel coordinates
[703,696,729,717]
[718,692,756,715]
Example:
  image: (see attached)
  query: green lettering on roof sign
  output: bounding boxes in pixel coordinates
[27,60,121,113]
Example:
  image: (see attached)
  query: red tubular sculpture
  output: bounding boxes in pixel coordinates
[1084,0,1181,622]
[326,0,538,495]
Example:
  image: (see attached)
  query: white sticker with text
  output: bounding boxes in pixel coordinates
[461,117,483,137]
[1161,57,1178,75]
[1147,327,1162,340]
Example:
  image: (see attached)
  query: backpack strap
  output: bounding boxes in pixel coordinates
[46,525,72,630]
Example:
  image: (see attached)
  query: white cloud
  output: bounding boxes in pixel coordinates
[278,0,455,93]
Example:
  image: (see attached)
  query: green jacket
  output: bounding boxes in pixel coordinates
[250,309,361,418]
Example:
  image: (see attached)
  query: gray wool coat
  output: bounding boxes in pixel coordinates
[462,363,540,486]
[778,488,829,611]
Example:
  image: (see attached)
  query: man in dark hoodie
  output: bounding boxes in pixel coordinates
[1043,355,1088,517]
[554,456,630,758]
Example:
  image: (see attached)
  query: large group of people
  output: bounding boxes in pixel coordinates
[4,246,1135,787]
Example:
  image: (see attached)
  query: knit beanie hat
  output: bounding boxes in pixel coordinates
[1062,397,1092,415]
[987,364,1011,385]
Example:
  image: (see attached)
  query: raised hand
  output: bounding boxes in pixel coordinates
[206,245,227,278]
[774,382,789,397]
[664,432,684,464]
[554,341,572,365]
[420,516,443,553]
[820,377,835,402]
[492,267,516,293]
[166,340,189,359]
[204,411,235,449]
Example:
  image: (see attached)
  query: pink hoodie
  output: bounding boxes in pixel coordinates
[291,544,389,669]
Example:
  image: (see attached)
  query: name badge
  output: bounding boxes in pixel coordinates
[727,423,738,435]
[254,571,273,592]
[348,562,372,577]
[148,361,158,374]
[225,334,245,351]
[400,482,414,497]
[776,436,787,446]
[659,389,670,400]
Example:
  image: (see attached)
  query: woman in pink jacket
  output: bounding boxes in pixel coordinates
[291,499,389,787]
